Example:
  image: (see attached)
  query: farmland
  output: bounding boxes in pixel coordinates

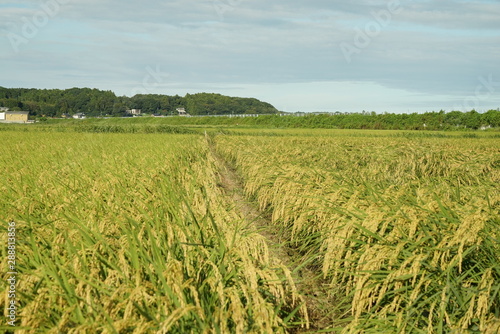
[214,133,500,333]
[1,122,499,333]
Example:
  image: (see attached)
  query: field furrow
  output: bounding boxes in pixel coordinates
[0,132,306,333]
[1,125,499,333]
[214,134,500,333]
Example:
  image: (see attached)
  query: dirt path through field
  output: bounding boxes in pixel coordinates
[207,135,337,332]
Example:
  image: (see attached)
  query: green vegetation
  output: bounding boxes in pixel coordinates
[116,110,497,131]
[0,87,278,117]
[184,93,277,115]
[215,134,500,333]
[0,132,305,333]
[0,121,498,333]
[1,87,499,131]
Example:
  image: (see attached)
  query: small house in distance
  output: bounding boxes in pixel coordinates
[126,109,142,116]
[73,113,86,119]
[0,111,29,123]
[176,108,189,116]
[0,107,9,112]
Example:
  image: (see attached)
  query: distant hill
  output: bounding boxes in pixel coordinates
[0,87,279,117]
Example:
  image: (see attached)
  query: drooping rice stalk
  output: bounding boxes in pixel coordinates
[0,132,306,333]
[215,134,500,333]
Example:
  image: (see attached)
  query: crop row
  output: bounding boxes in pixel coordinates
[0,132,306,333]
[214,134,500,333]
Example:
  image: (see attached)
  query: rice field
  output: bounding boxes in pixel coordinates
[1,125,499,333]
[0,131,305,333]
[214,134,500,333]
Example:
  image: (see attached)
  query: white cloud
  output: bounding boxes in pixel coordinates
[1,0,499,112]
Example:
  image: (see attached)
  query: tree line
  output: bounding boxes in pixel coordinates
[0,87,278,117]
[1,87,498,130]
[295,110,500,130]
[152,110,500,130]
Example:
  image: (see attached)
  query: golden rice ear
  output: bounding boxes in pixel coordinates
[1,132,304,333]
[214,133,500,333]
[2,128,497,333]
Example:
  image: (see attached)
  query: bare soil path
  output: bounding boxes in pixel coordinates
[207,135,337,332]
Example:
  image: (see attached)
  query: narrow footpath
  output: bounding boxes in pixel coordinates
[207,135,337,332]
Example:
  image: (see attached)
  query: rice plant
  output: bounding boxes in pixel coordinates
[215,134,500,333]
[0,132,306,333]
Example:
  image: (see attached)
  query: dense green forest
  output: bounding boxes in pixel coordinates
[0,87,278,117]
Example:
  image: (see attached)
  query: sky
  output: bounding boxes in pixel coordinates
[1,0,499,113]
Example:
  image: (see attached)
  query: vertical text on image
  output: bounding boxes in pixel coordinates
[6,221,18,327]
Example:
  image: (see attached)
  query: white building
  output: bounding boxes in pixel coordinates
[176,108,189,116]
[73,113,86,119]
[126,109,142,115]
[0,111,29,123]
